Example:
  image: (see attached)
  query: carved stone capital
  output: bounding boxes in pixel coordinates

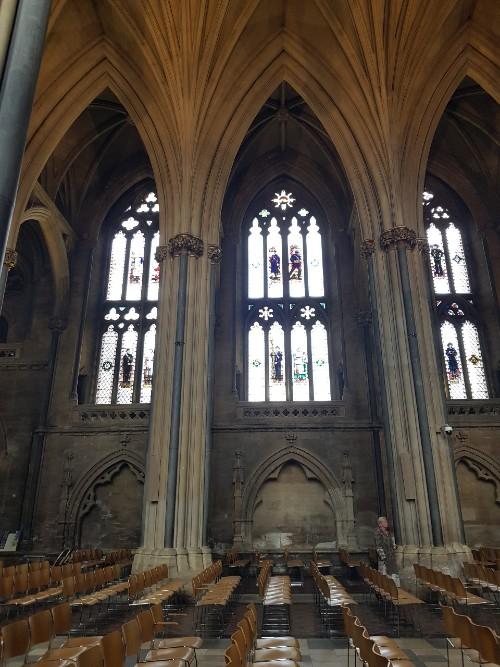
[48,317,68,332]
[207,244,223,264]
[167,233,204,258]
[4,248,18,270]
[356,310,372,327]
[380,226,417,251]
[360,239,375,258]
[155,246,169,263]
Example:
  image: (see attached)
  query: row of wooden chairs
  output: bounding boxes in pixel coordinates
[258,560,292,636]
[194,569,241,637]
[414,563,490,607]
[70,549,103,564]
[343,605,412,667]
[129,565,184,606]
[0,559,51,578]
[102,549,133,566]
[225,603,301,667]
[472,547,500,567]
[0,600,202,667]
[226,548,250,570]
[311,559,355,635]
[463,561,500,602]
[441,604,500,666]
[339,548,361,570]
[359,563,423,635]
[191,560,222,598]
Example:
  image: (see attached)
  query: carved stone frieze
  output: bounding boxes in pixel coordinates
[207,244,223,264]
[4,248,18,270]
[167,233,204,258]
[416,237,430,254]
[379,226,417,251]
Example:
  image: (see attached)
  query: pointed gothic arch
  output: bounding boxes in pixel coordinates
[455,445,500,504]
[238,446,355,548]
[65,449,145,547]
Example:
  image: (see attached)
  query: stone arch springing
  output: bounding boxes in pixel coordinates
[238,445,356,549]
[65,449,145,547]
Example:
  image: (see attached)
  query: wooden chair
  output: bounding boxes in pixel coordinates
[122,616,193,665]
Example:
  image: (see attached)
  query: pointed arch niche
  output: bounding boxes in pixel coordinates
[236,446,356,549]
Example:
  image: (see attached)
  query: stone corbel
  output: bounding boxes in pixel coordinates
[207,244,223,264]
[360,239,375,258]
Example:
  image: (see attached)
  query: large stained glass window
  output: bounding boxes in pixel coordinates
[95,189,159,404]
[246,190,332,401]
[424,190,488,400]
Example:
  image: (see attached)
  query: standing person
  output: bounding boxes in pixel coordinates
[374,516,398,584]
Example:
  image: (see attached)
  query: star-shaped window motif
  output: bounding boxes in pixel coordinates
[300,306,316,320]
[272,190,295,210]
[298,208,309,217]
[259,209,270,218]
[258,306,274,321]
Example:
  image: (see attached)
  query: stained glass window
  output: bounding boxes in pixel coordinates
[95,188,159,404]
[424,190,489,400]
[246,190,332,401]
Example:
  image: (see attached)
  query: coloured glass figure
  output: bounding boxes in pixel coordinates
[289,245,302,280]
[121,349,133,386]
[268,247,281,281]
[445,342,460,381]
[430,244,445,277]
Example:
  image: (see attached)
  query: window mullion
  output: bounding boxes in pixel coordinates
[457,323,472,399]
[133,324,145,404]
[307,326,313,401]
[284,320,292,401]
[442,225,455,294]
[302,224,309,297]
[282,220,288,300]
[263,222,268,299]
[122,236,132,300]
[111,329,122,404]
[264,328,270,402]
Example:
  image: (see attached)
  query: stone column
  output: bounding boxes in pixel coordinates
[19,316,66,543]
[202,245,222,558]
[380,226,443,547]
[136,233,210,574]
[0,0,52,301]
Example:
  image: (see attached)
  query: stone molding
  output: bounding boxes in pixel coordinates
[207,244,223,264]
[360,239,375,258]
[379,226,417,251]
[455,444,500,504]
[77,405,150,425]
[238,403,346,419]
[3,248,18,270]
[167,233,204,258]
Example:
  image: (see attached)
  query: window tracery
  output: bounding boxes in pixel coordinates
[95,189,159,404]
[423,190,488,400]
[246,190,332,401]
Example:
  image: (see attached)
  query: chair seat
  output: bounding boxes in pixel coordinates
[251,662,299,667]
[42,646,89,661]
[375,646,409,660]
[145,647,194,662]
[64,636,103,647]
[155,637,203,650]
[256,637,299,649]
[253,647,302,662]
[135,662,185,667]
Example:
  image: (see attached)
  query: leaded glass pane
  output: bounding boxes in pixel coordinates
[441,321,467,399]
[106,231,127,300]
[311,321,331,400]
[306,216,324,297]
[248,218,264,298]
[291,321,309,400]
[248,322,265,401]
[288,218,304,298]
[268,322,286,401]
[446,223,470,293]
[148,231,160,300]
[266,218,283,299]
[95,326,118,404]
[462,321,488,399]
[126,231,145,300]
[426,223,450,294]
[116,325,138,404]
[140,324,156,403]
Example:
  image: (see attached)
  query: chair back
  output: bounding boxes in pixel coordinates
[29,609,54,645]
[79,644,105,667]
[51,602,72,635]
[225,642,241,667]
[102,630,126,667]
[137,609,155,642]
[1,618,31,659]
[122,618,142,657]
[230,628,249,663]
